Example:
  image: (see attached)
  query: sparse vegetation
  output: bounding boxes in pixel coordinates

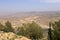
[0,21,43,40]
[2,20,60,40]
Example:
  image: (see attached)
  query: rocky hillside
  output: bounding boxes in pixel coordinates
[0,12,60,29]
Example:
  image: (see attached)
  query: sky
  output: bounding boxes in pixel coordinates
[0,0,60,15]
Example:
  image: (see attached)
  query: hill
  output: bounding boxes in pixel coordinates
[0,11,60,29]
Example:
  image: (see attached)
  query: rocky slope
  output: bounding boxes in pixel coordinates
[0,32,31,40]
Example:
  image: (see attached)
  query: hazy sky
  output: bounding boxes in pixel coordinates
[0,0,60,12]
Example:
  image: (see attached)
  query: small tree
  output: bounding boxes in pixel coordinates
[26,21,43,40]
[51,20,60,40]
[4,21,14,32]
[48,22,53,40]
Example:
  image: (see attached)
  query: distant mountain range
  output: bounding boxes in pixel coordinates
[0,11,60,17]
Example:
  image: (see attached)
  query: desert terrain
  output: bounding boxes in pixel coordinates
[0,11,60,29]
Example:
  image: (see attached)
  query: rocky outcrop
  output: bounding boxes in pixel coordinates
[0,32,31,40]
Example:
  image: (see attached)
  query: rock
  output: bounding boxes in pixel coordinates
[0,32,31,40]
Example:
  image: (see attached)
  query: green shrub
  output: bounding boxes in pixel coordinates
[0,21,14,33]
[17,21,43,40]
[51,20,60,40]
[4,21,14,32]
[0,23,5,31]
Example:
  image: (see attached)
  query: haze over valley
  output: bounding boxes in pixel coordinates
[0,11,60,29]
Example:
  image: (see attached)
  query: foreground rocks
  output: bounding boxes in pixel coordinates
[0,32,31,40]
